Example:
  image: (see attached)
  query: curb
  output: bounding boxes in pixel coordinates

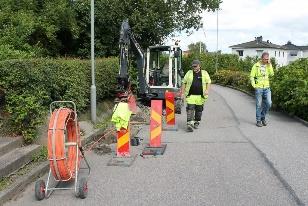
[293,116,308,127]
[0,162,49,206]
[0,127,106,205]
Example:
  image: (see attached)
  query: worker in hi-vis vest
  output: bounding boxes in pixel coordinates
[181,60,211,132]
[250,52,274,127]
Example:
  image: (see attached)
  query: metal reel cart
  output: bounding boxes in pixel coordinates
[35,101,91,200]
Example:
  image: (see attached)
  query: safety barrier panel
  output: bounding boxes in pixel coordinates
[116,126,130,157]
[163,91,178,131]
[141,100,167,156]
[165,91,175,125]
[150,100,162,147]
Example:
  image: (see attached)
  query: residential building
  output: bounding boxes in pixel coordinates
[230,36,308,66]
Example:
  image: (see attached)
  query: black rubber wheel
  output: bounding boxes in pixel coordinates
[131,137,139,146]
[35,180,46,201]
[77,177,88,199]
[175,100,182,114]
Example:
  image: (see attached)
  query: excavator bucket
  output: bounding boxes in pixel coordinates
[127,94,137,114]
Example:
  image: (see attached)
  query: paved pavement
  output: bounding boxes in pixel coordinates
[5,85,308,206]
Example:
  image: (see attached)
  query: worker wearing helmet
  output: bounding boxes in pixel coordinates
[250,52,274,127]
[181,60,211,132]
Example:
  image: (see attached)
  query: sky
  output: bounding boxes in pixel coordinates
[168,0,308,53]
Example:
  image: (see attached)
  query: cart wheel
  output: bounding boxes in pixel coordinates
[77,177,88,199]
[175,100,182,114]
[35,180,46,200]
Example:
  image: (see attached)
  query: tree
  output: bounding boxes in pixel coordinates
[0,0,221,59]
[72,0,221,57]
[0,0,78,57]
[188,41,207,54]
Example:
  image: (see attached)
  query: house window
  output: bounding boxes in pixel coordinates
[256,50,263,57]
[237,50,243,56]
[290,51,298,56]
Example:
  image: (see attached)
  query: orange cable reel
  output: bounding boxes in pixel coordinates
[47,108,81,181]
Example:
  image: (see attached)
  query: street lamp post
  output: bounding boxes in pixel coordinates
[90,0,96,122]
[215,8,219,73]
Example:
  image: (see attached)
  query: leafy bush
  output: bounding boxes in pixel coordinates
[0,57,118,143]
[0,45,36,61]
[271,58,308,120]
[183,53,254,75]
[212,69,253,93]
[183,52,219,75]
[183,53,276,75]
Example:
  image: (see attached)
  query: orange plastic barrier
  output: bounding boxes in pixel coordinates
[47,108,81,181]
[165,91,175,125]
[150,100,162,147]
[127,94,137,114]
[117,127,130,157]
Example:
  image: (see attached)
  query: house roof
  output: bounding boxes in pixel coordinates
[230,36,281,49]
[281,41,300,50]
[299,46,308,50]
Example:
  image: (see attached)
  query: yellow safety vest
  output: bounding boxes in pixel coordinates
[182,70,211,97]
[250,61,274,88]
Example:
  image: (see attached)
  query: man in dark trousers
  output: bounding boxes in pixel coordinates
[181,60,211,132]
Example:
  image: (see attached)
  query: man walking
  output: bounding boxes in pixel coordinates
[181,60,211,132]
[250,52,274,127]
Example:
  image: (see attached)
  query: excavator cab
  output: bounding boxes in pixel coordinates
[145,45,183,113]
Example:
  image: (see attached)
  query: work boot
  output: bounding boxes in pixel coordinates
[194,121,200,129]
[187,123,194,132]
[261,119,267,126]
[256,121,262,127]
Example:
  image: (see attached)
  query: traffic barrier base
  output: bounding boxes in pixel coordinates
[141,144,167,157]
[163,123,178,131]
[107,155,137,167]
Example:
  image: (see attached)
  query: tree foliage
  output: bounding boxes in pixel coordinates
[0,0,221,59]
[188,41,207,55]
[0,0,78,57]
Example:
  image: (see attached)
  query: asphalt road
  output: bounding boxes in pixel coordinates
[5,85,308,206]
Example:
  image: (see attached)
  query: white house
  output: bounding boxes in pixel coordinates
[229,36,308,66]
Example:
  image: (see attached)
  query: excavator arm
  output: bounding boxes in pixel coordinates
[117,19,146,99]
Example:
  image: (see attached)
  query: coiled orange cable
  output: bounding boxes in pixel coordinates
[47,108,81,181]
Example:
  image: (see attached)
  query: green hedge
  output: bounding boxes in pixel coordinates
[271,59,308,120]
[212,69,253,94]
[0,58,118,143]
[183,53,248,75]
[212,58,308,121]
[182,53,276,75]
